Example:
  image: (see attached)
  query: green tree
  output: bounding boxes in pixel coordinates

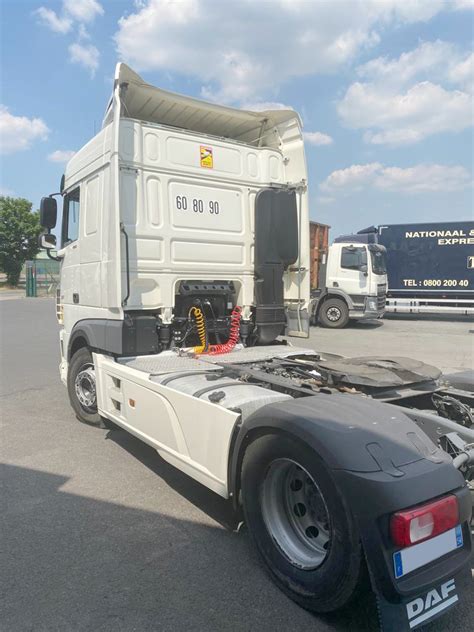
[0,197,42,286]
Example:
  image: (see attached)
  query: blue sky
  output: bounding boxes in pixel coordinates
[1,0,472,238]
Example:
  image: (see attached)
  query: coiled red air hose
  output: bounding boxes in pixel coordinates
[205,306,242,355]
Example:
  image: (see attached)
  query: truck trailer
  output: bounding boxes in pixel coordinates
[360,223,474,315]
[309,221,387,328]
[39,64,473,631]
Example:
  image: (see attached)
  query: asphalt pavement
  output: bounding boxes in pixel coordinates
[1,298,472,631]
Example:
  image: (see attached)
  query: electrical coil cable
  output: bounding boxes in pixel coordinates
[206,306,242,355]
[191,305,242,355]
[190,306,208,353]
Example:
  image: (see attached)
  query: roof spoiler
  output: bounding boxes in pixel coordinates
[103,63,301,147]
[357,225,378,235]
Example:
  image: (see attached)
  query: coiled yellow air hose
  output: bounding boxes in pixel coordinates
[190,306,207,353]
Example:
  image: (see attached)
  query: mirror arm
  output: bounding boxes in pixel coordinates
[45,244,61,262]
[41,228,61,262]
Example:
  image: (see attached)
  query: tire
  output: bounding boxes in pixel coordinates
[241,434,364,614]
[67,347,105,426]
[318,298,349,328]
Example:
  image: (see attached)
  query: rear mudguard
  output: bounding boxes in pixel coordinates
[229,393,472,631]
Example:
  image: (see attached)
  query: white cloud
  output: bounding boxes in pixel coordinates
[48,149,76,163]
[304,131,334,146]
[338,41,473,146]
[77,23,91,40]
[240,101,292,112]
[35,1,103,33]
[321,163,382,192]
[340,81,472,146]
[448,52,474,91]
[63,0,104,23]
[320,163,472,194]
[114,0,459,103]
[0,186,15,197]
[68,42,100,76]
[34,7,72,34]
[317,196,335,205]
[356,40,473,91]
[35,1,104,76]
[0,105,49,154]
[375,164,472,193]
[452,0,474,9]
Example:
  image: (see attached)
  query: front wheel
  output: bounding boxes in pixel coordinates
[318,298,349,328]
[67,347,103,426]
[241,435,364,613]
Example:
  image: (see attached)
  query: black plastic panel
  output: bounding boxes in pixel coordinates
[254,189,298,343]
[69,315,159,358]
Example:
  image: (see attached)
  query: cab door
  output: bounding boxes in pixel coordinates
[331,245,370,297]
[58,187,81,308]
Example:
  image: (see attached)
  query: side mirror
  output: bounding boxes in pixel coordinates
[359,264,368,275]
[40,197,57,230]
[39,233,57,249]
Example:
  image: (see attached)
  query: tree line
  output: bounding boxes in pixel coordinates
[0,196,42,286]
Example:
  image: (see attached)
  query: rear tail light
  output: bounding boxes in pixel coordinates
[390,495,459,548]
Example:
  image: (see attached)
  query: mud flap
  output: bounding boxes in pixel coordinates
[369,563,472,631]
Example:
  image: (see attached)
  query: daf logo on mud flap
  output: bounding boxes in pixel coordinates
[406,579,458,628]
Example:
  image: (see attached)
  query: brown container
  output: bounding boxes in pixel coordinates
[309,221,330,290]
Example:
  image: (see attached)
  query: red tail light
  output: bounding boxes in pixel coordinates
[390,495,459,548]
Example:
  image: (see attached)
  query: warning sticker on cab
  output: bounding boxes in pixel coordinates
[200,146,213,169]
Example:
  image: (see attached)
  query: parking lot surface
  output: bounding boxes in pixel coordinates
[1,298,472,631]
[297,315,473,374]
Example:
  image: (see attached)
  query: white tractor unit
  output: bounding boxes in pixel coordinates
[40,64,473,631]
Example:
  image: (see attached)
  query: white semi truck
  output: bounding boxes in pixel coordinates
[40,64,473,631]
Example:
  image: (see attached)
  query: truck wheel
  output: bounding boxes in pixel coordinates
[241,435,364,613]
[67,347,105,427]
[319,298,349,328]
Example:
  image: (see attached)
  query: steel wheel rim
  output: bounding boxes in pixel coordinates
[74,363,97,412]
[327,307,341,322]
[261,459,331,570]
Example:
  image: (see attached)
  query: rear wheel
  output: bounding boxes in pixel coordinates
[67,347,105,426]
[241,435,364,613]
[319,298,349,328]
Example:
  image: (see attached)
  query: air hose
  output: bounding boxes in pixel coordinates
[190,306,208,353]
[206,306,242,355]
[191,306,242,355]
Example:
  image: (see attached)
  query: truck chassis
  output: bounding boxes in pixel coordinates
[72,343,474,632]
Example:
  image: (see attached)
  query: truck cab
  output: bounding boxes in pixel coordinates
[310,228,387,328]
[39,62,311,383]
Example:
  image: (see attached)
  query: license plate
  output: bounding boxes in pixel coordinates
[393,525,463,579]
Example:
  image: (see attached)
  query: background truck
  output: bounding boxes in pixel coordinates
[309,221,387,328]
[358,222,474,315]
[39,63,473,632]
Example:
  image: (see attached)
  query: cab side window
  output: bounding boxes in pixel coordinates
[62,188,80,246]
[341,246,367,270]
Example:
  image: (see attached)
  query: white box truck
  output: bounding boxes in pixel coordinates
[39,64,473,631]
[308,222,387,328]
